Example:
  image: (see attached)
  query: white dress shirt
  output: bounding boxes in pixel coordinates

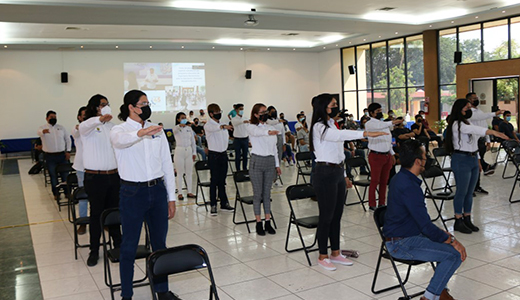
[452,121,487,153]
[37,123,71,153]
[231,115,249,138]
[470,107,494,143]
[313,119,365,165]
[266,118,285,136]
[365,118,395,155]
[247,124,280,167]
[71,125,84,172]
[204,118,229,152]
[173,125,197,155]
[110,118,176,201]
[79,117,118,171]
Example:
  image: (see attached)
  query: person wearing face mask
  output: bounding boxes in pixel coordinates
[345,114,359,130]
[385,139,466,300]
[38,110,72,201]
[71,106,88,234]
[79,94,122,267]
[385,110,396,121]
[173,112,197,200]
[499,111,520,153]
[418,110,445,149]
[365,103,403,211]
[204,103,235,216]
[187,110,195,123]
[295,113,307,132]
[296,113,310,152]
[110,90,179,300]
[266,106,285,186]
[411,114,432,153]
[231,103,250,171]
[228,104,238,120]
[198,109,208,124]
[445,99,508,234]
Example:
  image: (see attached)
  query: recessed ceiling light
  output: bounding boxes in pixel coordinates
[3,45,7,48]
[240,47,243,50]
[451,21,455,23]
[267,48,270,50]
[363,39,366,41]
[429,25,433,27]
[378,35,381,38]
[149,46,153,49]
[475,16,479,19]
[395,31,398,34]
[502,10,506,13]
[115,45,119,49]
[349,42,352,44]
[212,46,215,49]
[293,48,296,50]
[336,44,338,47]
[323,46,326,49]
[80,45,84,48]
[181,45,184,49]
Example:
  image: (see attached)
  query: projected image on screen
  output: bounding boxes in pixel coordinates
[124,63,206,113]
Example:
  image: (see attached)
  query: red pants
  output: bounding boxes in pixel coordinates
[368,152,393,207]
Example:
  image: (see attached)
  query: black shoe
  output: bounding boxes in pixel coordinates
[210,206,217,216]
[158,291,182,300]
[54,194,60,201]
[490,163,498,170]
[264,220,276,235]
[122,297,132,300]
[221,203,234,212]
[377,204,386,208]
[256,222,265,236]
[463,215,480,232]
[369,206,376,212]
[484,166,495,176]
[87,251,99,267]
[473,192,477,197]
[454,218,472,234]
[475,187,489,194]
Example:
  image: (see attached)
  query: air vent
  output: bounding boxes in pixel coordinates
[378,7,396,11]
[65,27,89,31]
[282,33,300,36]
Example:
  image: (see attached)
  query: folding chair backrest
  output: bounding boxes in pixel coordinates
[67,173,78,186]
[73,187,88,201]
[295,151,312,162]
[421,165,444,179]
[286,184,315,201]
[102,208,121,227]
[195,160,210,171]
[148,244,209,277]
[373,206,387,239]
[504,140,520,155]
[345,156,368,169]
[432,147,449,158]
[233,170,250,183]
[56,162,74,174]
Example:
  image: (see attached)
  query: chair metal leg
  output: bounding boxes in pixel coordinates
[509,176,520,203]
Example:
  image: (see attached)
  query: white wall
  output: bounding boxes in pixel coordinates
[0,49,341,139]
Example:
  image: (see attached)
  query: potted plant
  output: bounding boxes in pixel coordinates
[433,119,447,134]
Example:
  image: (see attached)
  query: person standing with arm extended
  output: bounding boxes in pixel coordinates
[79,94,122,267]
[173,112,197,200]
[266,106,285,186]
[204,103,235,216]
[365,103,403,210]
[247,103,281,236]
[231,103,250,171]
[445,99,508,234]
[71,106,88,235]
[111,90,179,300]
[310,94,388,271]
[37,110,72,200]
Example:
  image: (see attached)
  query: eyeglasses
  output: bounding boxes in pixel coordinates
[136,102,149,107]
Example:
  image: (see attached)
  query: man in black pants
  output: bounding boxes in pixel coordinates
[204,103,235,216]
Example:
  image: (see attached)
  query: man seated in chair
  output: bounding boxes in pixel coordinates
[384,139,466,300]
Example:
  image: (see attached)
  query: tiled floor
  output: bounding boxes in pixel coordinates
[5,152,520,300]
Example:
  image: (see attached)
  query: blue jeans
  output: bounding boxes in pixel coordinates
[386,235,461,299]
[76,171,88,218]
[344,149,367,174]
[44,152,69,196]
[196,146,207,160]
[119,180,169,298]
[233,137,249,171]
[451,152,479,215]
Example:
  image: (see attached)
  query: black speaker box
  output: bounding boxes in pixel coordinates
[245,70,252,79]
[61,72,68,83]
[454,51,462,64]
[348,65,356,75]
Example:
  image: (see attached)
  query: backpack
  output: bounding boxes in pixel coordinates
[28,162,43,174]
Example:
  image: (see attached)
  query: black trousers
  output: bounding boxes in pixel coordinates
[313,164,346,255]
[233,137,249,171]
[208,151,229,207]
[475,137,489,190]
[84,172,122,252]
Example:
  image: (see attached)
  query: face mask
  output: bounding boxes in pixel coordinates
[375,112,384,120]
[506,116,512,122]
[417,119,422,123]
[194,121,199,125]
[100,106,112,116]
[473,99,479,107]
[270,111,277,118]
[212,113,222,120]
[299,117,305,122]
[328,107,340,118]
[200,112,204,115]
[389,113,395,117]
[49,118,57,126]
[138,105,152,121]
[180,119,188,125]
[259,114,269,122]
[364,112,369,116]
[420,114,425,118]
[238,110,244,116]
[464,109,473,119]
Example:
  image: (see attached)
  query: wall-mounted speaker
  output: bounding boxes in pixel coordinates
[454,51,462,64]
[245,70,252,79]
[61,72,68,83]
[348,65,356,75]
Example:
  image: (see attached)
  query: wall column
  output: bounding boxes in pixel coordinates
[423,30,440,129]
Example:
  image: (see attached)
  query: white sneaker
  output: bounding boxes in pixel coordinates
[289,161,294,166]
[284,161,289,167]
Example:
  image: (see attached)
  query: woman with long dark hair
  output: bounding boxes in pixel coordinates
[445,98,508,234]
[247,103,280,235]
[173,112,197,200]
[310,93,387,270]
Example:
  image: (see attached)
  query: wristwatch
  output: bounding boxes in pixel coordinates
[449,235,456,244]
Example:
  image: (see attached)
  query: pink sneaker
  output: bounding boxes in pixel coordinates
[330,254,354,266]
[318,258,336,271]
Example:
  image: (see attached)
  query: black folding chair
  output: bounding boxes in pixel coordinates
[345,157,371,211]
[503,140,520,203]
[70,187,90,259]
[147,244,219,300]
[66,173,79,222]
[101,208,151,300]
[502,140,519,180]
[421,165,455,231]
[232,170,277,233]
[195,160,211,210]
[371,207,435,299]
[295,152,312,184]
[227,143,235,176]
[55,163,74,210]
[285,184,320,266]
[432,147,454,191]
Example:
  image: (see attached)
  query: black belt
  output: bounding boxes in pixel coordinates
[85,169,118,175]
[453,150,478,157]
[234,137,248,139]
[45,151,65,156]
[121,177,163,187]
[208,150,226,155]
[385,237,404,242]
[316,162,343,168]
[370,150,390,155]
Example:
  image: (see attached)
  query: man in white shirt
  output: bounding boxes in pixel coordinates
[231,103,250,171]
[111,90,179,300]
[144,68,159,89]
[365,103,403,210]
[37,110,71,200]
[198,109,208,124]
[71,106,88,234]
[204,103,235,215]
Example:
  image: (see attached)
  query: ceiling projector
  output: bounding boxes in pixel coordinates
[244,15,259,27]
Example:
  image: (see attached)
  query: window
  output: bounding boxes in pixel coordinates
[459,24,481,63]
[342,48,357,91]
[440,85,457,119]
[389,88,407,115]
[371,42,387,89]
[406,35,424,86]
[511,17,520,58]
[408,87,425,118]
[483,20,509,61]
[388,38,405,88]
[344,91,357,116]
[356,45,371,91]
[439,28,457,85]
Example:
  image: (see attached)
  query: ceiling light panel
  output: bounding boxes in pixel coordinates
[170,1,254,12]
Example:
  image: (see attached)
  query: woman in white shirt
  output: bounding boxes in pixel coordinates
[247,103,281,235]
[71,106,88,234]
[445,99,507,234]
[310,94,387,271]
[173,112,197,200]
